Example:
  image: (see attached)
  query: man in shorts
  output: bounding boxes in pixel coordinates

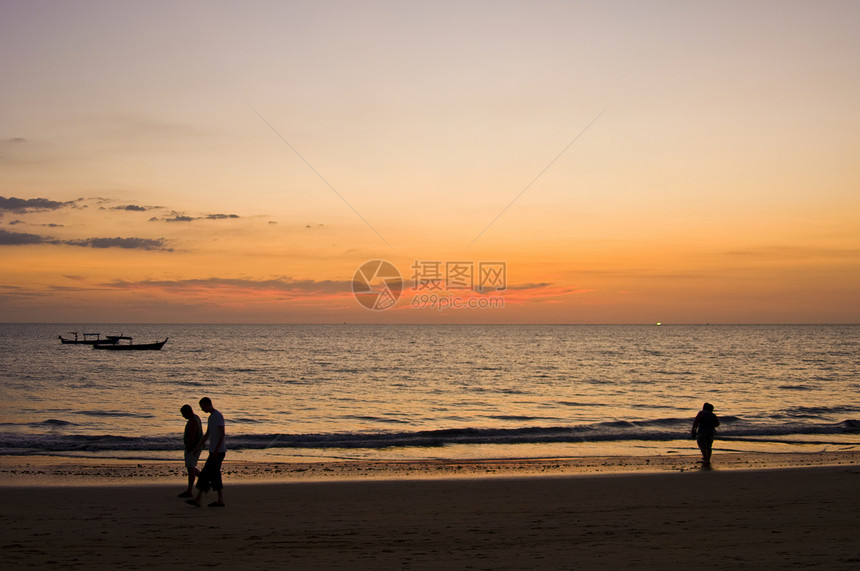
[178,404,203,498]
[187,397,227,507]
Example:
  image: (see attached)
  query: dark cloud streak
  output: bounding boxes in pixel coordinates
[150,212,240,222]
[505,282,552,291]
[65,237,171,251]
[0,229,171,251]
[104,277,348,295]
[0,228,48,245]
[0,196,74,213]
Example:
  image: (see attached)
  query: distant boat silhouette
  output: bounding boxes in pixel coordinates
[92,336,168,351]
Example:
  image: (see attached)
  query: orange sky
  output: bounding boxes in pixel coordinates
[1,1,858,323]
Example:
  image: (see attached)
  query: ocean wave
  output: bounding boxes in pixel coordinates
[487,415,559,422]
[230,417,264,424]
[77,410,155,419]
[37,419,76,427]
[781,405,860,419]
[1,418,855,454]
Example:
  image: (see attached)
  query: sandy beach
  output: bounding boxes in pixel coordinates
[1,453,858,569]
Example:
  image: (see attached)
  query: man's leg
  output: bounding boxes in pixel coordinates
[186,466,195,493]
[698,435,713,463]
[697,436,707,462]
[189,454,215,506]
[209,453,225,506]
[179,453,197,497]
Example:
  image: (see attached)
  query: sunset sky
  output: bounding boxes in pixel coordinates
[1,1,858,323]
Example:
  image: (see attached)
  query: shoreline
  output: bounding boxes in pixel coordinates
[2,449,857,486]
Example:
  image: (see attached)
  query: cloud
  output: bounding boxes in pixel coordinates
[0,228,171,250]
[103,277,349,295]
[151,212,240,222]
[0,228,49,245]
[0,196,74,213]
[505,282,552,291]
[64,237,171,251]
[3,194,241,224]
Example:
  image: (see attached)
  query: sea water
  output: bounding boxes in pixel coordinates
[0,324,857,462]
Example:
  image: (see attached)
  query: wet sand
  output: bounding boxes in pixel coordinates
[1,449,857,485]
[1,453,858,569]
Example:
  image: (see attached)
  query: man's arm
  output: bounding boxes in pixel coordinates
[193,417,205,449]
[196,423,210,453]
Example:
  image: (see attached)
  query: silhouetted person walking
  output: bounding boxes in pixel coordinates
[187,397,226,507]
[178,404,204,498]
[691,402,720,464]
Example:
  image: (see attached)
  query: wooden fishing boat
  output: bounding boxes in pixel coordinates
[92,336,168,351]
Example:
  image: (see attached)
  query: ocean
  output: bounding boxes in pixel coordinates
[0,324,857,463]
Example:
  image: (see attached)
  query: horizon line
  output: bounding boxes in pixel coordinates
[5,322,858,327]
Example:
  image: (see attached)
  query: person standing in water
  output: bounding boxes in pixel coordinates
[691,402,720,464]
[187,397,227,507]
[178,404,204,498]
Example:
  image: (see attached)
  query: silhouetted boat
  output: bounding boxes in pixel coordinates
[92,336,168,351]
[59,332,121,345]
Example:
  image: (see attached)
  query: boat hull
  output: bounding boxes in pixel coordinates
[93,338,168,351]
